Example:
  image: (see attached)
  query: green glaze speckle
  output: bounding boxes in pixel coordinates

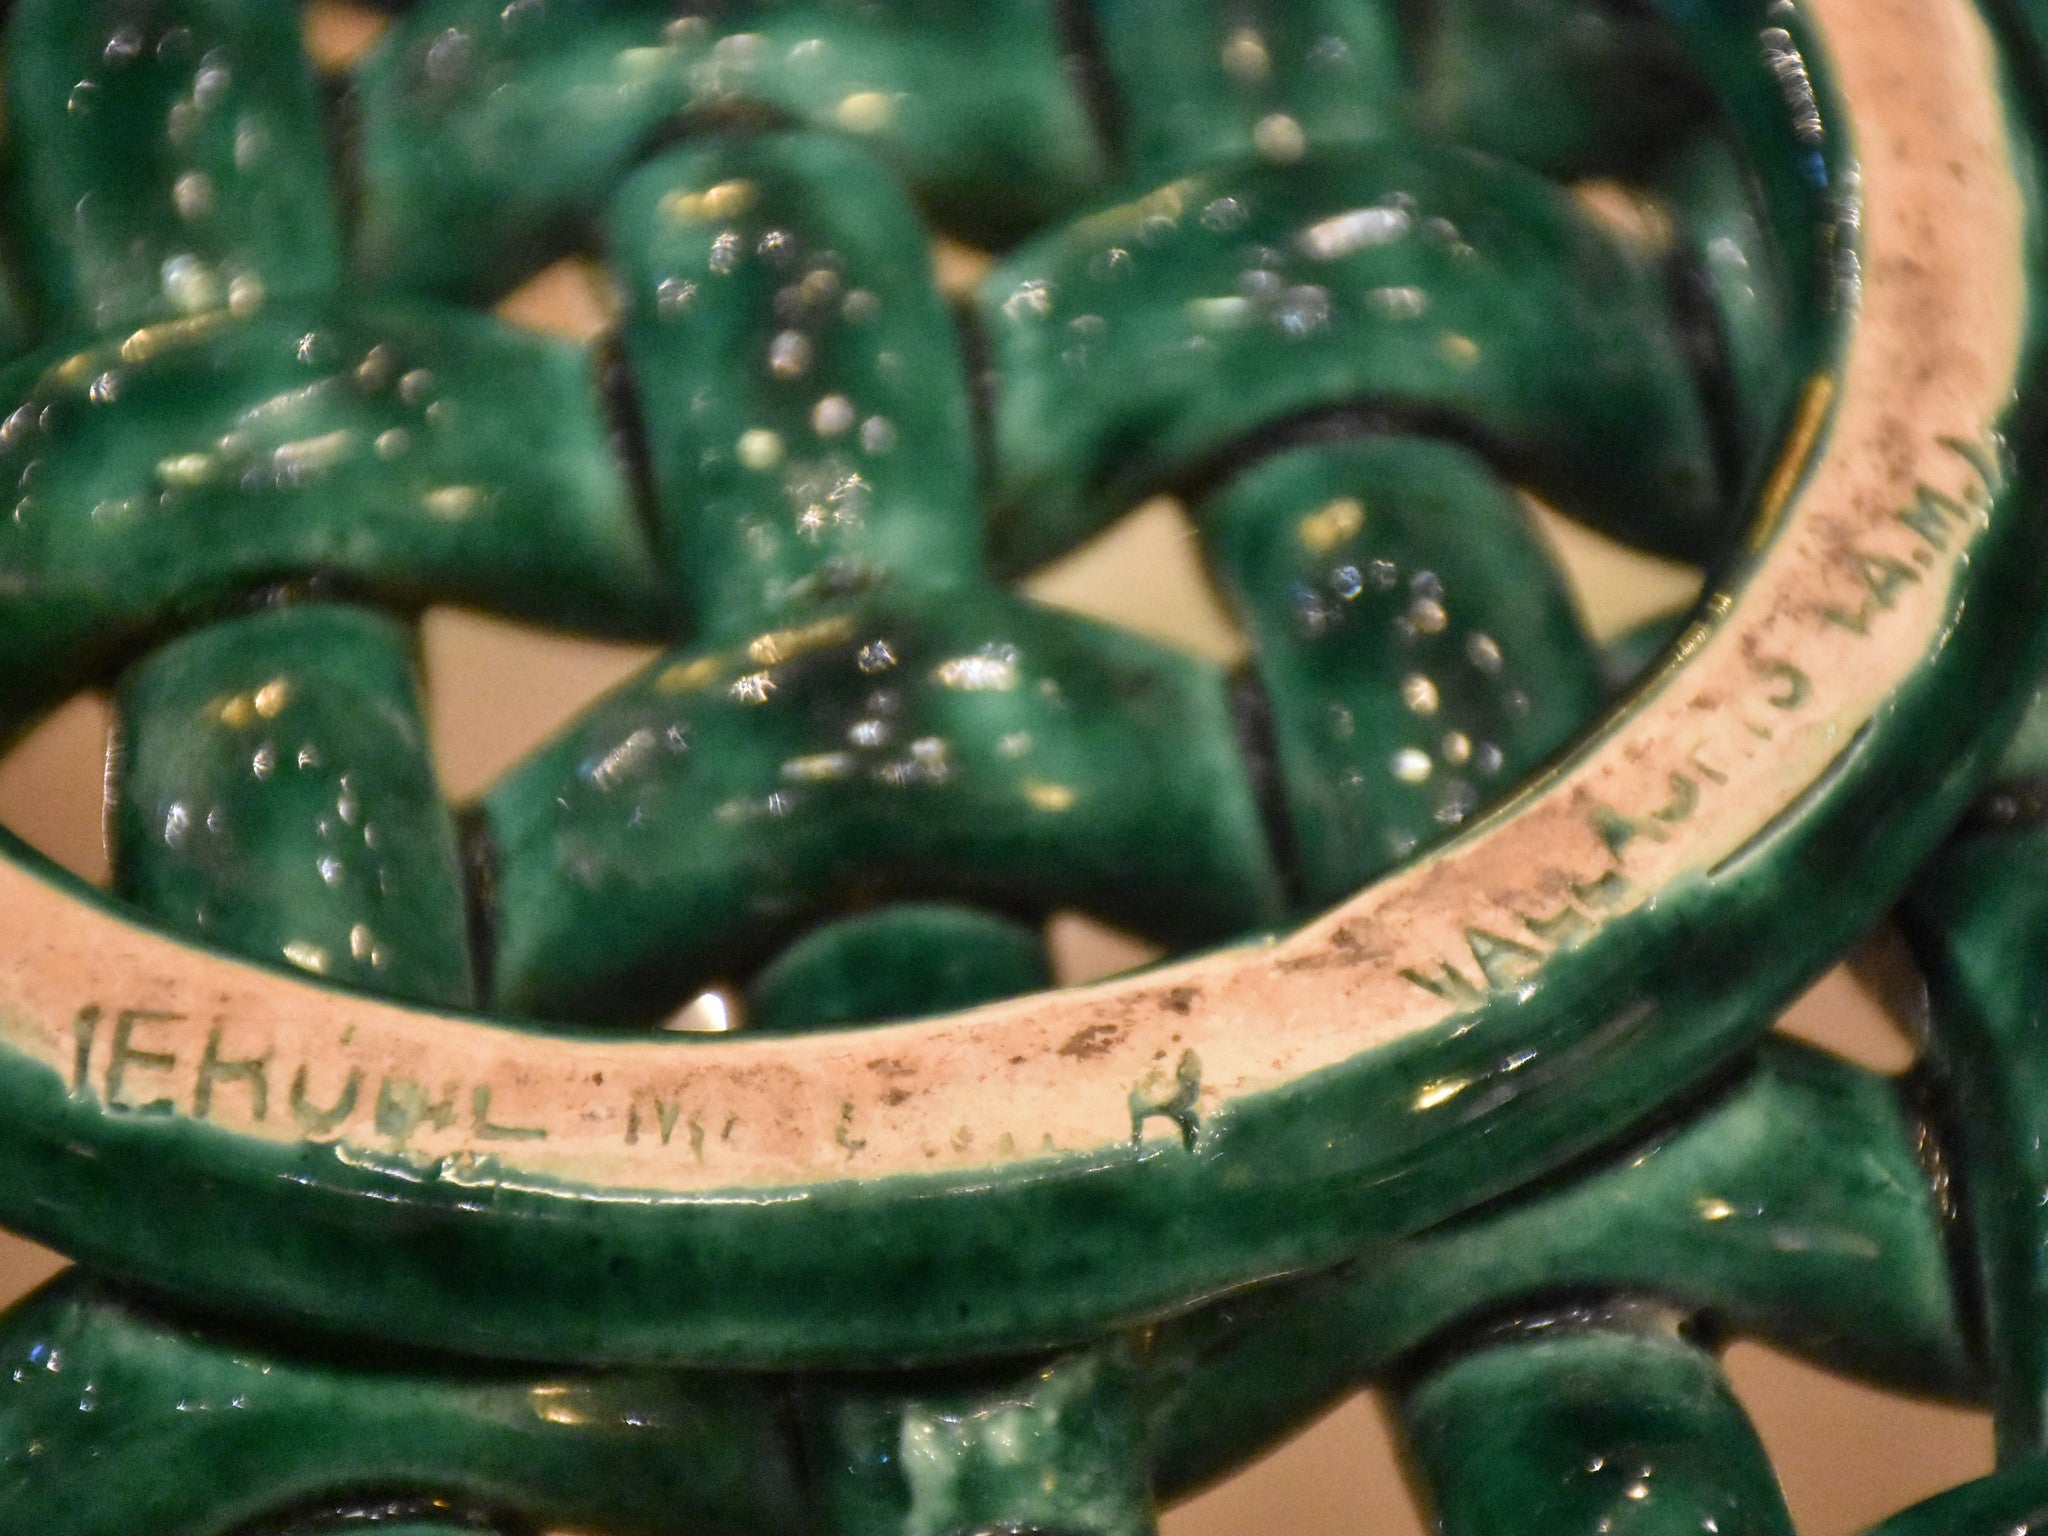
[482,586,1282,1021]
[1202,436,1601,905]
[1656,132,1799,493]
[351,0,1106,300]
[1398,1303,1794,1536]
[1147,1038,1977,1498]
[113,602,472,1008]
[607,132,979,637]
[0,298,664,737]
[981,141,1724,571]
[6,0,342,338]
[0,0,2030,1477]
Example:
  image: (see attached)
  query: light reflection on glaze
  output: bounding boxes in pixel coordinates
[0,1037,1978,1532]
[608,131,979,640]
[9,0,341,336]
[0,1273,804,1536]
[747,903,1052,1033]
[352,0,1109,298]
[482,588,1284,1023]
[114,602,474,1008]
[980,143,1726,573]
[1142,1036,1971,1509]
[1204,437,1602,905]
[1397,1305,1795,1536]
[0,300,664,735]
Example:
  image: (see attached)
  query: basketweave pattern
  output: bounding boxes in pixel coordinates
[0,2,2037,1535]
[0,0,1734,1031]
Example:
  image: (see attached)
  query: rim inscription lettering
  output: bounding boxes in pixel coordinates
[1401,424,2004,1017]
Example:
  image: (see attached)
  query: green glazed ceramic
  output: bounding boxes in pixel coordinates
[0,297,666,734]
[0,1273,806,1536]
[1143,1036,1977,1502]
[980,138,1724,569]
[746,905,1053,1033]
[1398,1301,1795,1536]
[112,600,474,1008]
[7,0,343,337]
[0,0,2033,1379]
[606,130,981,636]
[480,585,1281,1021]
[350,0,1107,298]
[1906,701,2048,1457]
[0,1027,1988,1532]
[1091,0,1406,184]
[1200,435,1602,904]
[0,0,2044,1527]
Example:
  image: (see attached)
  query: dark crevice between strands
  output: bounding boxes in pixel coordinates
[593,336,669,585]
[1131,398,1525,518]
[1051,0,1128,175]
[1896,1058,1997,1389]
[1662,238,1747,543]
[318,68,366,260]
[456,803,500,1020]
[1227,665,1309,918]
[953,296,1000,514]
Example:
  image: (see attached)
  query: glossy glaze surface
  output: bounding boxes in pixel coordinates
[6,0,342,337]
[1410,0,1709,178]
[1092,0,1404,184]
[1656,131,1798,487]
[0,1126,1961,1536]
[1598,609,1693,695]
[1398,1304,1794,1536]
[0,0,2038,1527]
[0,1274,804,1536]
[980,141,1723,570]
[1861,1456,2048,1536]
[0,0,2028,1465]
[747,904,1052,1032]
[0,299,663,736]
[351,0,1106,299]
[1203,436,1601,904]
[481,586,1281,1020]
[816,1348,1154,1536]
[113,602,472,1007]
[608,131,979,637]
[1910,820,2048,1457]
[0,0,2030,1376]
[1146,1038,1977,1498]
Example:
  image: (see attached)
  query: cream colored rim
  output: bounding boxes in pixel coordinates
[0,0,2025,1196]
